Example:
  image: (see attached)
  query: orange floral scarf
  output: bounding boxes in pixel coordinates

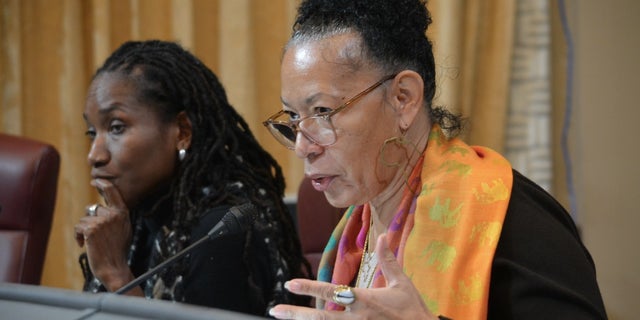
[317,125,513,319]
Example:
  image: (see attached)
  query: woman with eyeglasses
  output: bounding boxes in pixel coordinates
[74,40,310,316]
[263,0,607,319]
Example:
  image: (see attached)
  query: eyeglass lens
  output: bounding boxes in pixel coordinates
[272,116,335,146]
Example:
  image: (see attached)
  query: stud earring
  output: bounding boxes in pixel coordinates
[178,149,187,161]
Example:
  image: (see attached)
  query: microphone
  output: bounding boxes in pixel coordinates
[114,202,257,295]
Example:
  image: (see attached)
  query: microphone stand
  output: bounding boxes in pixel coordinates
[115,202,256,295]
[72,203,255,319]
[114,234,212,295]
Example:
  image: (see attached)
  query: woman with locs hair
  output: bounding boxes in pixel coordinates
[74,40,311,316]
[263,0,607,319]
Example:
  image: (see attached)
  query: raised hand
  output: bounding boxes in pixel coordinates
[74,178,137,293]
[268,233,438,320]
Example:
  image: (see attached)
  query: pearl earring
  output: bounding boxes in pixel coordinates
[178,149,187,161]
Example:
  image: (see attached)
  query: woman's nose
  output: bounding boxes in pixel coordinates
[87,134,109,167]
[294,131,324,160]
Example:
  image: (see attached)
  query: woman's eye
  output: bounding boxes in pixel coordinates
[109,121,126,134]
[314,106,332,115]
[284,110,299,121]
[85,129,96,140]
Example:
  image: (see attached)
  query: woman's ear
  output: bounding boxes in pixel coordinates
[176,111,193,150]
[390,70,424,130]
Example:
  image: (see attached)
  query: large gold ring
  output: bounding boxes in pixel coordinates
[332,285,355,306]
[87,204,99,217]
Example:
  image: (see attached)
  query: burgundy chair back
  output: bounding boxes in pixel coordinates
[296,177,344,279]
[0,133,60,284]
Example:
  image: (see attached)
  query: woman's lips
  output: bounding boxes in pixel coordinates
[311,176,335,192]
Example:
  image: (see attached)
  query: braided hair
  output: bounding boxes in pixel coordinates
[89,40,310,307]
[288,0,463,136]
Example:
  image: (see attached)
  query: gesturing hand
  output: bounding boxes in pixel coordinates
[269,233,438,320]
[74,178,135,292]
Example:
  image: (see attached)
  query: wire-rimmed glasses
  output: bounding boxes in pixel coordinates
[262,74,396,149]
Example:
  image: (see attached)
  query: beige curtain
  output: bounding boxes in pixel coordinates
[0,0,567,290]
[429,0,570,209]
[429,0,516,152]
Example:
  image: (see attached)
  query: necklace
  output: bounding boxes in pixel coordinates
[355,218,377,288]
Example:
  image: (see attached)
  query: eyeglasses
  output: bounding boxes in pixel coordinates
[262,74,396,149]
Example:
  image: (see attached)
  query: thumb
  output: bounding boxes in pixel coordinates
[374,233,405,287]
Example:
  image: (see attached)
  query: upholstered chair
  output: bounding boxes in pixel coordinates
[0,133,60,284]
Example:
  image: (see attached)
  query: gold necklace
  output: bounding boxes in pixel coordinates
[355,218,377,288]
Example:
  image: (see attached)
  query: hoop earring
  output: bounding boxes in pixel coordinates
[379,136,408,168]
[178,149,187,161]
[378,132,423,195]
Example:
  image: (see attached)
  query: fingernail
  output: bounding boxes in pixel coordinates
[268,308,285,318]
[284,280,300,292]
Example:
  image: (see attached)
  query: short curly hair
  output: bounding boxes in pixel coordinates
[288,0,462,135]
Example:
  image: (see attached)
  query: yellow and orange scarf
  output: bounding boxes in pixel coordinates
[317,125,513,319]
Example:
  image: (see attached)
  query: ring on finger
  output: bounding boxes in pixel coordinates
[332,285,356,306]
[87,203,100,217]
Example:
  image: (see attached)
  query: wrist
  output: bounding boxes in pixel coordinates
[101,268,135,292]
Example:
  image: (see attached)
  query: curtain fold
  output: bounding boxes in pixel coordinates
[430,0,516,153]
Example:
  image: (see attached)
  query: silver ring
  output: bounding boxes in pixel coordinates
[332,285,356,306]
[87,204,99,217]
